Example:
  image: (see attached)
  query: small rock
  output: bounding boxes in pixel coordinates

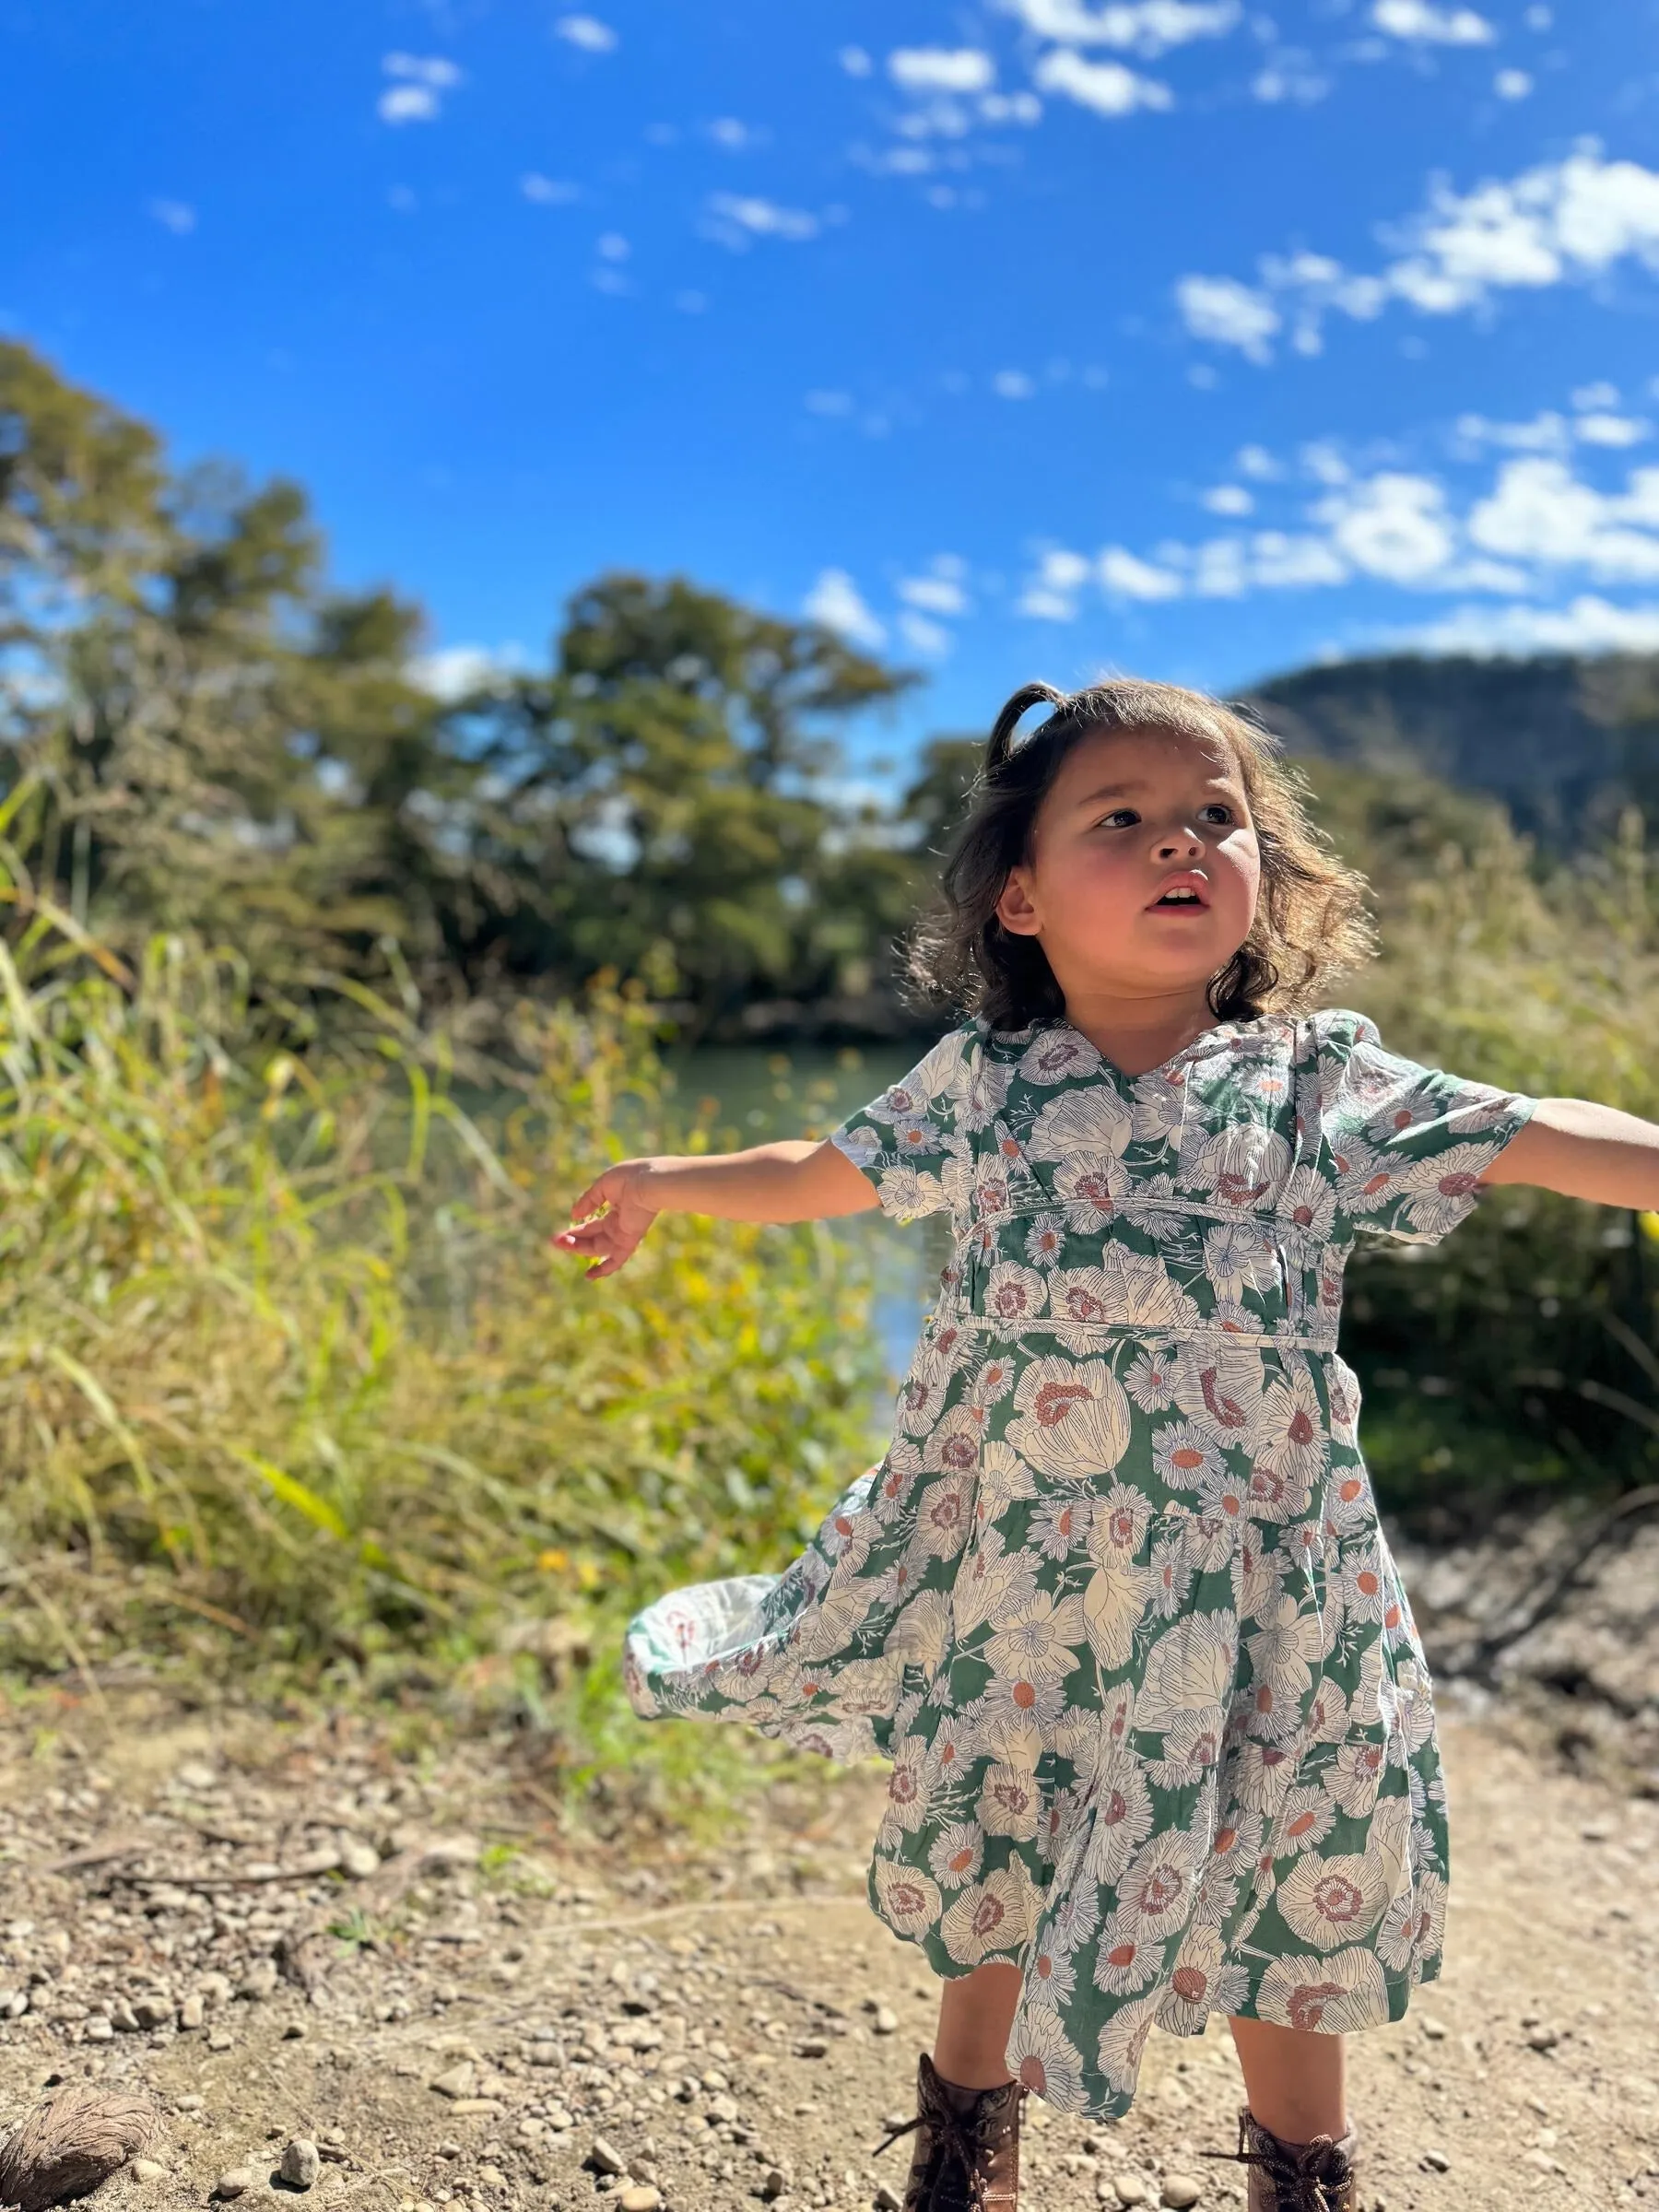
[1161,2179,1203,2210]
[588,2139,628,2179]
[435,2144,463,2160]
[618,2192,661,2212]
[131,2160,166,2184]
[875,2188,903,2212]
[872,2006,899,2037]
[1524,2150,1564,2176]
[1114,2179,1151,2207]
[700,2069,730,2093]
[197,1973,233,2009]
[282,2023,307,2041]
[796,2036,830,2059]
[82,2018,113,2043]
[132,1998,171,2031]
[179,1995,206,2031]
[207,2030,233,2053]
[1417,2017,1448,2042]
[339,1841,382,1879]
[707,2095,740,2125]
[238,1962,277,2003]
[1525,2027,1560,2053]
[477,2167,506,2190]
[429,2065,477,2101]
[213,2171,253,2202]
[544,2109,574,2132]
[175,2098,205,2115]
[280,2141,322,2190]
[1421,2150,1452,2173]
[108,1999,139,2033]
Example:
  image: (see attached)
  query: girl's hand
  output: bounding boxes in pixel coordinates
[555,1159,663,1278]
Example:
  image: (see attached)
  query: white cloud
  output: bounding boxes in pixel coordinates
[379,53,461,124]
[1406,596,1659,655]
[596,233,629,262]
[1182,152,1659,362]
[1467,456,1659,580]
[899,610,952,657]
[522,174,580,205]
[554,15,618,52]
[1454,409,1571,453]
[804,570,886,649]
[1576,414,1649,448]
[1248,533,1349,588]
[1237,444,1282,480]
[148,199,195,234]
[1574,381,1621,408]
[1001,0,1239,56]
[703,194,822,247]
[1033,48,1173,113]
[1018,548,1094,618]
[1100,547,1186,599]
[900,573,970,616]
[1315,473,1457,582]
[1175,275,1279,361]
[889,48,997,94]
[410,645,524,700]
[840,46,874,76]
[805,390,854,417]
[993,370,1037,398]
[1494,69,1533,99]
[709,118,756,150]
[1252,57,1331,104]
[1202,484,1254,516]
[1371,0,1494,41]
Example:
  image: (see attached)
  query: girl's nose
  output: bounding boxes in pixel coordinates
[1155,826,1205,858]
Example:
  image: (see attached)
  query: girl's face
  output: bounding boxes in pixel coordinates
[994,724,1260,1007]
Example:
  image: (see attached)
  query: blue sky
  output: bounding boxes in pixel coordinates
[6,0,1659,760]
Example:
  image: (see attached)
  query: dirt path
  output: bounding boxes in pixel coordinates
[1,1691,1656,2212]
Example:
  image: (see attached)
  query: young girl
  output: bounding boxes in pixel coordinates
[557,678,1659,2212]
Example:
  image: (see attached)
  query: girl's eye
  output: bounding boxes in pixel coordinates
[1202,805,1235,824]
[1100,808,1139,829]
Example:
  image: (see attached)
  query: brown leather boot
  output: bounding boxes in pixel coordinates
[1213,2108,1360,2212]
[874,2053,1024,2211]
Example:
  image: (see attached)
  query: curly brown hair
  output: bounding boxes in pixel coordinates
[908,677,1377,1030]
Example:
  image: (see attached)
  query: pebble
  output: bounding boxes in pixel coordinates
[1161,2178,1204,2209]
[707,2094,740,2124]
[430,2064,477,2100]
[873,2006,900,2037]
[1418,2017,1448,2042]
[796,2035,830,2058]
[544,2109,574,2132]
[618,2192,661,2212]
[179,1994,206,2030]
[1113,2179,1152,2206]
[588,2139,629,2178]
[1525,2026,1561,2053]
[340,1841,382,1879]
[131,2160,166,2184]
[207,2030,234,2053]
[1422,2150,1452,2173]
[133,1996,172,2030]
[83,2017,113,2041]
[875,2189,903,2212]
[281,2141,322,2190]
[214,2170,253,2201]
[238,1961,277,2002]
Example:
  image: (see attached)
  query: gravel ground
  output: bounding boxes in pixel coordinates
[1,1673,1658,2212]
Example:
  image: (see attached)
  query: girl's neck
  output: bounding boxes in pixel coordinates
[1059,983,1227,1077]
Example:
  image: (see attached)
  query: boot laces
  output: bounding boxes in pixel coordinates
[873,2084,1022,2212]
[1203,2113,1352,2212]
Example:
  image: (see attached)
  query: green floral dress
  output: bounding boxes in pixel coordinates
[624,1009,1536,2118]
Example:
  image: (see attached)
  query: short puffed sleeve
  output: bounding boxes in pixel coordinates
[1314,1008,1538,1244]
[830,1026,976,1223]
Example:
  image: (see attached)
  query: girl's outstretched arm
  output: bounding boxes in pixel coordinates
[1480,1098,1659,1210]
[555,1138,879,1279]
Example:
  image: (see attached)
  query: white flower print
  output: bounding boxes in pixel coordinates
[1092,1911,1167,1996]
[1256,1947,1390,2034]
[1172,1338,1265,1453]
[975,1441,1038,1519]
[978,1762,1042,1841]
[1126,1347,1181,1413]
[951,1532,1041,1638]
[1340,1540,1390,1625]
[1092,1481,1156,1558]
[1030,1493,1093,1561]
[1278,1848,1392,1950]
[888,1590,954,1676]
[1246,1596,1324,1711]
[967,1352,1018,1412]
[1096,1991,1163,2101]
[1023,1940,1080,2011]
[1097,1246,1202,1335]
[940,1865,1037,1966]
[1115,1830,1199,1941]
[1082,1754,1157,1887]
[1254,1365,1327,1499]
[871,1165,947,1222]
[1279,1165,1338,1257]
[882,1736,934,1836]
[1007,1358,1132,1482]
[1324,1465,1373,1538]
[1305,1677,1350,1747]
[985,1591,1088,1688]
[1231,1741,1296,1818]
[1018,1026,1103,1085]
[1268,1786,1337,1858]
[984,1260,1046,1330]
[1115,1172,1191,1242]
[1203,1220,1280,1303]
[974,1677,1068,1768]
[1082,1557,1151,1673]
[872,1859,945,1940]
[1148,1527,1195,1620]
[1048,1265,1116,1347]
[1158,1925,1250,2035]
[948,1052,1014,1133]
[1323,1739,1385,1818]
[1024,1212,1069,1268]
[1007,2005,1087,2106]
[1137,1614,1240,1735]
[1152,1418,1225,1495]
[1145,1705,1227,1791]
[1030,1085,1133,1163]
[911,1471,978,1559]
[927,1821,984,1889]
[1187,1122,1293,1210]
[1054,1152,1133,1226]
[1375,1868,1447,1974]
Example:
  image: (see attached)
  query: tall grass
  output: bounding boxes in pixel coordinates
[0,877,880,1790]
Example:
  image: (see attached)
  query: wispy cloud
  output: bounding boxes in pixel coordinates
[1000,0,1240,58]
[553,15,618,53]
[1370,0,1495,43]
[804,570,886,649]
[148,199,196,235]
[521,174,580,206]
[702,194,826,250]
[888,49,998,95]
[1033,49,1172,113]
[1177,151,1659,363]
[379,53,463,124]
[1404,596,1659,654]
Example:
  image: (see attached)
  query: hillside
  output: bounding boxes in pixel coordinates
[1246,652,1659,844]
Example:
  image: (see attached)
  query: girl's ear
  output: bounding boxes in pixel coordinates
[996,866,1041,939]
